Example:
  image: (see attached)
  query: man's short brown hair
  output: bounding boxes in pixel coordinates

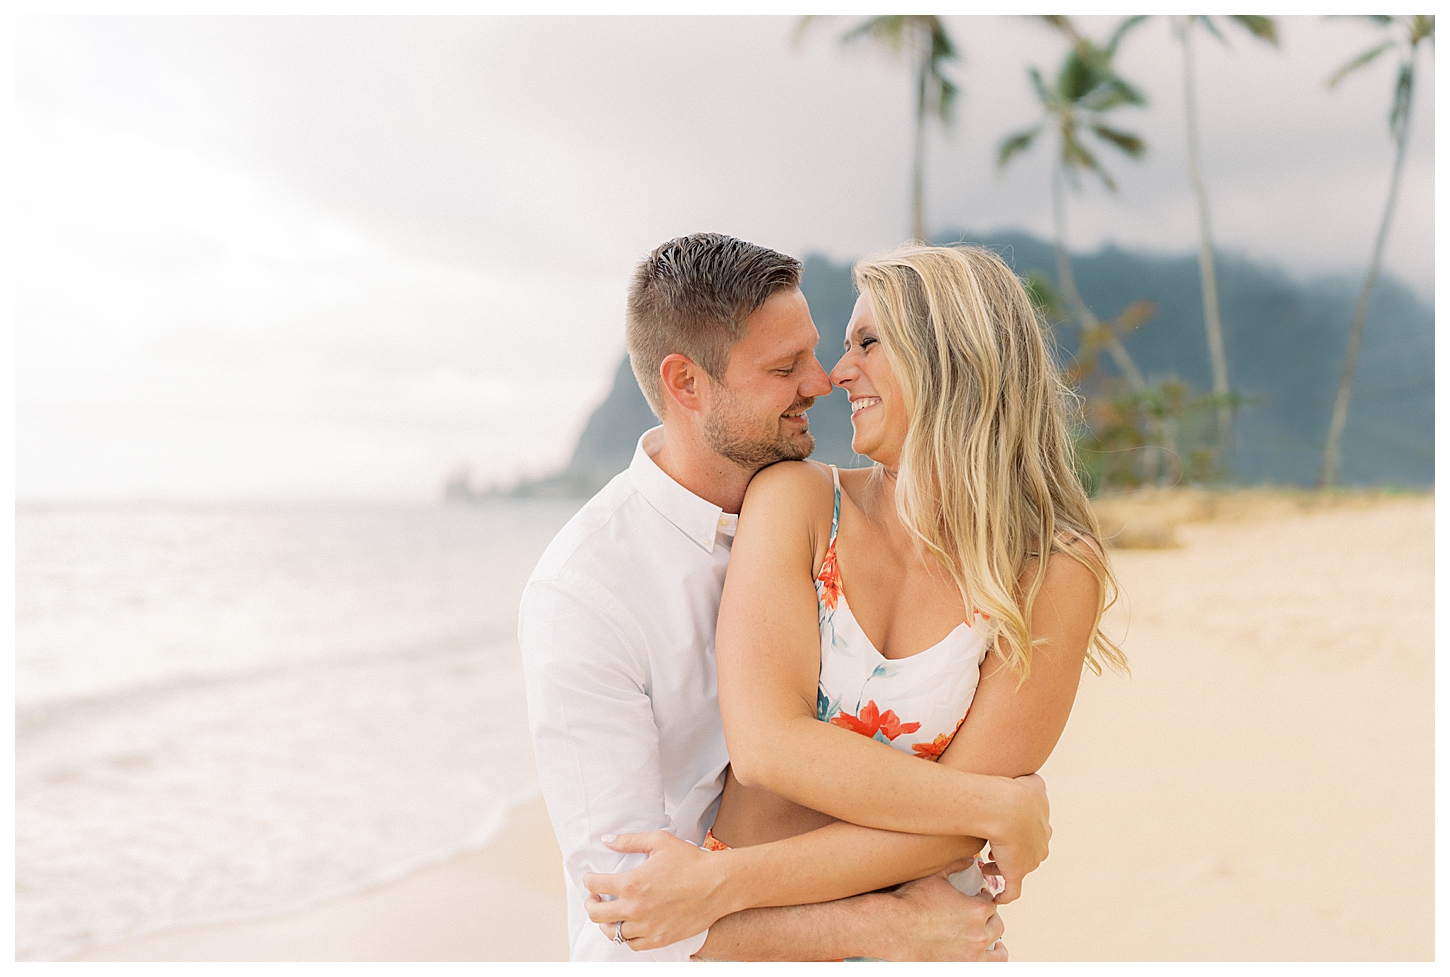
[626,233,803,418]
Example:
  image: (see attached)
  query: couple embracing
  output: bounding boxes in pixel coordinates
[519,232,1123,961]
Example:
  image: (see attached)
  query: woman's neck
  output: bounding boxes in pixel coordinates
[859,463,901,528]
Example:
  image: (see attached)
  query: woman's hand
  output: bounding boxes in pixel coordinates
[980,773,1050,904]
[583,831,735,951]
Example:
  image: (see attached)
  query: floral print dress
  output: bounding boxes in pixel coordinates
[815,465,991,764]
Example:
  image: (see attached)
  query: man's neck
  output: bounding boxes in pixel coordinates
[647,424,755,515]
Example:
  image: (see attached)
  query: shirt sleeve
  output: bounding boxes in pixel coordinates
[518,576,710,962]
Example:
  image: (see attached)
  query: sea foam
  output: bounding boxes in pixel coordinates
[15,500,579,960]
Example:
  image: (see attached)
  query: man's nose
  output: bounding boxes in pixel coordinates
[801,357,833,398]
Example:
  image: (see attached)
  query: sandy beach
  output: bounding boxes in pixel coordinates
[78,491,1433,962]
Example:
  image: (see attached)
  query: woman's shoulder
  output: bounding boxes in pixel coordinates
[739,460,840,528]
[742,459,834,502]
[1026,532,1107,605]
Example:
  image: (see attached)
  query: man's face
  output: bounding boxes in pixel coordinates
[703,288,833,471]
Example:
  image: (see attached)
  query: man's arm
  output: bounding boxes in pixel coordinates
[519,576,713,961]
[695,874,1006,962]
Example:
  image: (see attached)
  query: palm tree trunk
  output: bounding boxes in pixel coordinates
[1054,163,1156,482]
[1051,163,1147,392]
[911,54,928,242]
[1320,60,1416,487]
[1181,20,1233,453]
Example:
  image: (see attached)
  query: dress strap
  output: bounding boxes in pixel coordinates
[828,465,841,544]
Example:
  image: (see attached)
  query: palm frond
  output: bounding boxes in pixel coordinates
[1390,61,1415,133]
[1105,15,1148,56]
[1079,76,1146,113]
[1198,16,1228,46]
[1062,133,1110,190]
[792,15,818,47]
[1092,123,1146,158]
[841,16,906,52]
[1230,15,1279,46]
[931,76,959,125]
[1114,300,1156,334]
[928,17,959,63]
[1058,46,1097,101]
[1328,40,1394,88]
[1409,15,1434,45]
[1028,66,1054,108]
[997,124,1042,169]
[1040,15,1083,45]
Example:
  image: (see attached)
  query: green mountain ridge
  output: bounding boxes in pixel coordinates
[509,230,1433,497]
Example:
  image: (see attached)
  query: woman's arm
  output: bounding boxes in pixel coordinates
[936,541,1099,778]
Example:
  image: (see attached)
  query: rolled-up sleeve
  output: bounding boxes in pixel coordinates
[519,576,710,961]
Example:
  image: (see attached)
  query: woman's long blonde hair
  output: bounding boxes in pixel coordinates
[854,243,1125,678]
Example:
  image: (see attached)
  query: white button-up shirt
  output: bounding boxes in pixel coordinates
[519,427,738,961]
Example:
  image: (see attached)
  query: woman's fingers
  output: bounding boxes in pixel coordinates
[592,917,668,952]
[585,893,627,923]
[602,829,672,854]
[587,896,670,952]
[995,874,1024,904]
[594,919,643,947]
[585,830,679,896]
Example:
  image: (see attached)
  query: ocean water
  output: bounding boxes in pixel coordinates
[15,498,581,961]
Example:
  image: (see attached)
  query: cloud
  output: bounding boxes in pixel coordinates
[14,15,1434,499]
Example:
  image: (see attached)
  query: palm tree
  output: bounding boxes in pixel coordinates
[1176,15,1278,456]
[798,16,959,242]
[998,16,1149,392]
[1320,15,1434,487]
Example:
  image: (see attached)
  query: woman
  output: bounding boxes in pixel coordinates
[587,243,1124,955]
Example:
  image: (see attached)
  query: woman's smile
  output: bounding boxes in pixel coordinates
[849,396,881,418]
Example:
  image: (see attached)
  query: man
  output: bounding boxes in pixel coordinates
[519,233,1031,961]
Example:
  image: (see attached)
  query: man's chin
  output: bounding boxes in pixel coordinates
[783,431,815,461]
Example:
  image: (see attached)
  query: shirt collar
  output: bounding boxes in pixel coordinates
[629,426,737,553]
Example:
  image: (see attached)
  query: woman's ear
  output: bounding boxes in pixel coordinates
[660,353,706,416]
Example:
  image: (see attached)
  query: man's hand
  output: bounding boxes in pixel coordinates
[583,831,732,951]
[876,873,1007,961]
[984,772,1050,904]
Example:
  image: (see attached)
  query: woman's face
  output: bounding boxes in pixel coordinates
[830,292,909,470]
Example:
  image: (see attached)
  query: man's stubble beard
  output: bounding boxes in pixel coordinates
[703,388,816,473]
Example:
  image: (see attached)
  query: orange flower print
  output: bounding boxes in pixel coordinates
[816,543,842,611]
[912,716,967,761]
[830,699,921,741]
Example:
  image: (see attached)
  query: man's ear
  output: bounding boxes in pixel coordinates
[660,353,707,416]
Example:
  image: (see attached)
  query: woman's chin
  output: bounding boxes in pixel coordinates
[848,436,884,466]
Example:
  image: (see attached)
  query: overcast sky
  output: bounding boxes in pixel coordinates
[15,15,1436,500]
